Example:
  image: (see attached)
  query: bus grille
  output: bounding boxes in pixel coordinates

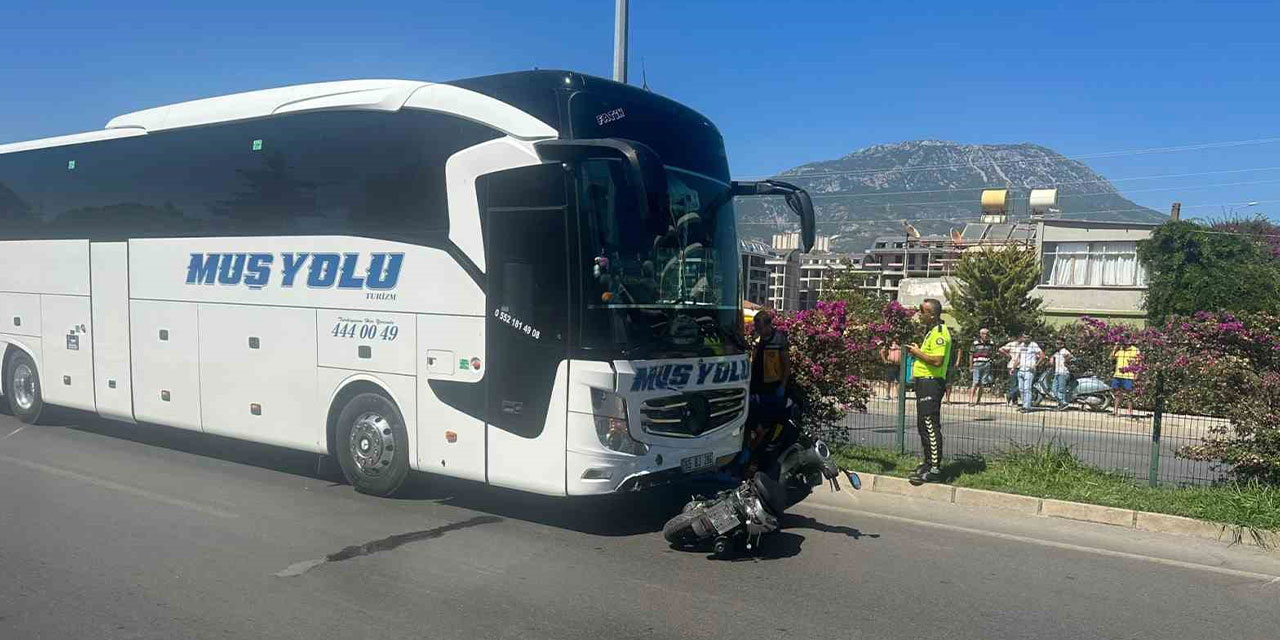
[639,388,746,438]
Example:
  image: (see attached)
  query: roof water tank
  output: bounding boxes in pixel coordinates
[1030,188,1058,215]
[980,189,1009,214]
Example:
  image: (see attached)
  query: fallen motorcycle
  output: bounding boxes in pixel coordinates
[662,433,857,559]
[662,473,785,559]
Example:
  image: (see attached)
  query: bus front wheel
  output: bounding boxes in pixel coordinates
[4,350,44,424]
[334,392,410,497]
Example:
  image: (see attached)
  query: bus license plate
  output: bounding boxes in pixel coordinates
[681,452,714,474]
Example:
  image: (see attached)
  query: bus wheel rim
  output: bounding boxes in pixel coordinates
[349,412,394,477]
[12,363,36,411]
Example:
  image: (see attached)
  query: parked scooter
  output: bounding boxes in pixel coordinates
[1031,371,1113,411]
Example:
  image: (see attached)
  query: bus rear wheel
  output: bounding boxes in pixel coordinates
[4,351,44,424]
[334,392,410,497]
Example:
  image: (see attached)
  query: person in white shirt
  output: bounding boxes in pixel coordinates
[1051,345,1073,410]
[1015,333,1044,412]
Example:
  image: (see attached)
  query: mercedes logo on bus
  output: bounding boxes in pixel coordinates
[681,394,712,433]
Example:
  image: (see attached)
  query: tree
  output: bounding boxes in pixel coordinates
[1137,220,1280,323]
[820,259,890,322]
[1212,215,1280,261]
[944,246,1044,340]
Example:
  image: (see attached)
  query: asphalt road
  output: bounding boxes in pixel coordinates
[2,408,1278,640]
[844,397,1221,485]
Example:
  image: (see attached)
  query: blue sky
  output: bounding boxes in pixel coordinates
[2,0,1278,221]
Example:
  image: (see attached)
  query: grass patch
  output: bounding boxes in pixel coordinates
[833,444,985,481]
[832,445,920,477]
[834,442,1280,533]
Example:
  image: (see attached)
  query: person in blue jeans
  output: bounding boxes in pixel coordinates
[1014,333,1044,413]
[1050,344,1073,410]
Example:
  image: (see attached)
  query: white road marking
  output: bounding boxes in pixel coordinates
[0,426,25,441]
[0,454,239,519]
[275,558,328,577]
[806,501,1280,583]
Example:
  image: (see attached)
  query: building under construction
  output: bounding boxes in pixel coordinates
[742,188,1163,324]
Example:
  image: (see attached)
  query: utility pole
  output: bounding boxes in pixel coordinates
[613,0,629,83]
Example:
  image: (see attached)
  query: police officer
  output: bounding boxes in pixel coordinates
[906,298,952,485]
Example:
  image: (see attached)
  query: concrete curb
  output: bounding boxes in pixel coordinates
[850,471,1277,549]
[953,486,1041,515]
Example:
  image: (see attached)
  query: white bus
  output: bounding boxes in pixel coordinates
[0,71,815,497]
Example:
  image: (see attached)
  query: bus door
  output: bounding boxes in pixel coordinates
[481,164,571,494]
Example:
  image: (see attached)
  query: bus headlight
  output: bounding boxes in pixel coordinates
[590,389,649,456]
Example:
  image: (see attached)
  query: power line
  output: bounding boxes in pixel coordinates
[732,136,1280,181]
[739,218,1280,243]
[743,166,1280,201]
[738,197,1279,229]
[1179,227,1280,239]
[794,177,1280,209]
[1063,177,1280,198]
[1031,198,1279,217]
[1108,165,1280,184]
[1071,137,1280,160]
[736,216,979,226]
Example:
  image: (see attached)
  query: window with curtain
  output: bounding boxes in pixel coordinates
[1042,241,1147,287]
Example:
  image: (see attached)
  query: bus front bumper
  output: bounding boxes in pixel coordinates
[565,421,743,495]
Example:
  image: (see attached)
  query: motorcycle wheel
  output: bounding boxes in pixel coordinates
[662,512,703,547]
[1084,393,1113,413]
[713,536,733,560]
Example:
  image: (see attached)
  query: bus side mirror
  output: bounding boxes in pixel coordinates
[787,189,816,252]
[731,180,816,252]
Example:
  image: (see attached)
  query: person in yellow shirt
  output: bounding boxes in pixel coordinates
[1110,343,1140,418]
[750,309,790,418]
[906,298,952,485]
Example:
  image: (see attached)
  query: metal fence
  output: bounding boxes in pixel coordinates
[836,367,1232,487]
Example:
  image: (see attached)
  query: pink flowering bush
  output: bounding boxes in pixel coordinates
[767,299,914,443]
[769,295,1280,480]
[1067,312,1280,482]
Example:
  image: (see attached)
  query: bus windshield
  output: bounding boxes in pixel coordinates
[577,160,743,359]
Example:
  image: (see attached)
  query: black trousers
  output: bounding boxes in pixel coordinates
[915,377,945,469]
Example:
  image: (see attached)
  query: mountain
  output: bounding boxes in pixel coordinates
[734,140,1167,253]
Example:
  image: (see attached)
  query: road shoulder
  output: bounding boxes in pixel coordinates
[801,484,1280,582]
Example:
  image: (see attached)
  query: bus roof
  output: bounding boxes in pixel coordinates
[1,77,558,156]
[105,79,430,132]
